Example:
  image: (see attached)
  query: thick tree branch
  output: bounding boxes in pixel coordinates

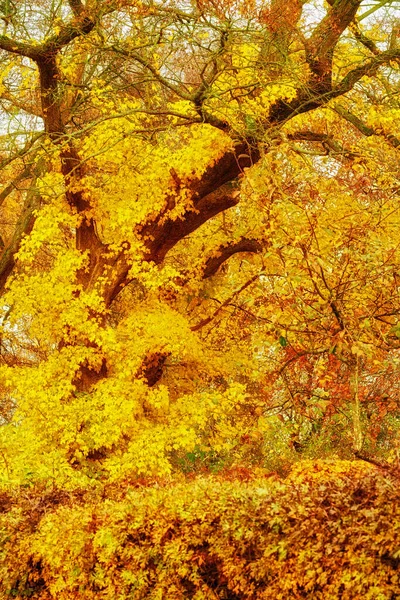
[332,49,400,97]
[36,56,65,136]
[189,141,259,200]
[135,142,259,266]
[349,21,380,55]
[104,144,259,303]
[333,105,374,136]
[31,46,106,294]
[325,0,379,55]
[0,35,39,59]
[334,104,400,148]
[144,182,242,264]
[269,48,400,124]
[34,53,106,281]
[104,223,263,307]
[68,0,85,17]
[40,17,96,55]
[203,238,263,279]
[0,12,95,59]
[305,0,362,88]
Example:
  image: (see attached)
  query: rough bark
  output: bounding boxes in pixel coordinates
[304,0,362,91]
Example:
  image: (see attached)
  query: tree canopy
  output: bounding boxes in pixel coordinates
[0,0,400,487]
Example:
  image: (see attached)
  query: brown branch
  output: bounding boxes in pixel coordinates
[0,35,39,59]
[0,12,95,60]
[137,352,170,387]
[34,50,106,291]
[109,146,258,296]
[305,0,362,87]
[103,138,260,303]
[287,130,358,159]
[329,300,345,331]
[334,104,400,148]
[332,49,400,98]
[0,165,33,209]
[203,238,263,279]
[34,54,106,278]
[269,48,400,124]
[103,139,260,304]
[68,0,85,17]
[334,105,374,136]
[190,141,259,200]
[349,21,380,55]
[276,348,330,376]
[325,0,380,55]
[0,169,42,295]
[36,56,65,136]
[143,181,242,264]
[103,181,246,304]
[0,133,44,171]
[40,16,95,55]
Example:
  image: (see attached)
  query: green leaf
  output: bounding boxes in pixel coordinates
[278,335,287,347]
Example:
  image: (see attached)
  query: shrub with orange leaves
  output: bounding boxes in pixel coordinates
[1,460,400,600]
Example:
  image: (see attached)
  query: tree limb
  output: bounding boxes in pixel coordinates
[0,133,44,171]
[349,21,380,55]
[332,48,400,98]
[68,0,85,17]
[325,0,380,55]
[0,12,95,59]
[0,170,41,295]
[144,181,242,264]
[0,35,39,59]
[202,238,263,279]
[287,130,358,159]
[269,48,400,123]
[334,104,400,148]
[0,165,32,209]
[305,0,362,88]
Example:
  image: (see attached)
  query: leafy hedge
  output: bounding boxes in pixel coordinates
[1,460,400,599]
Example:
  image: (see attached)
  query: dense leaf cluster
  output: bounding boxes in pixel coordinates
[1,460,400,599]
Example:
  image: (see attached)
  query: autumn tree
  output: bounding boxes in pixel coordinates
[0,0,400,488]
